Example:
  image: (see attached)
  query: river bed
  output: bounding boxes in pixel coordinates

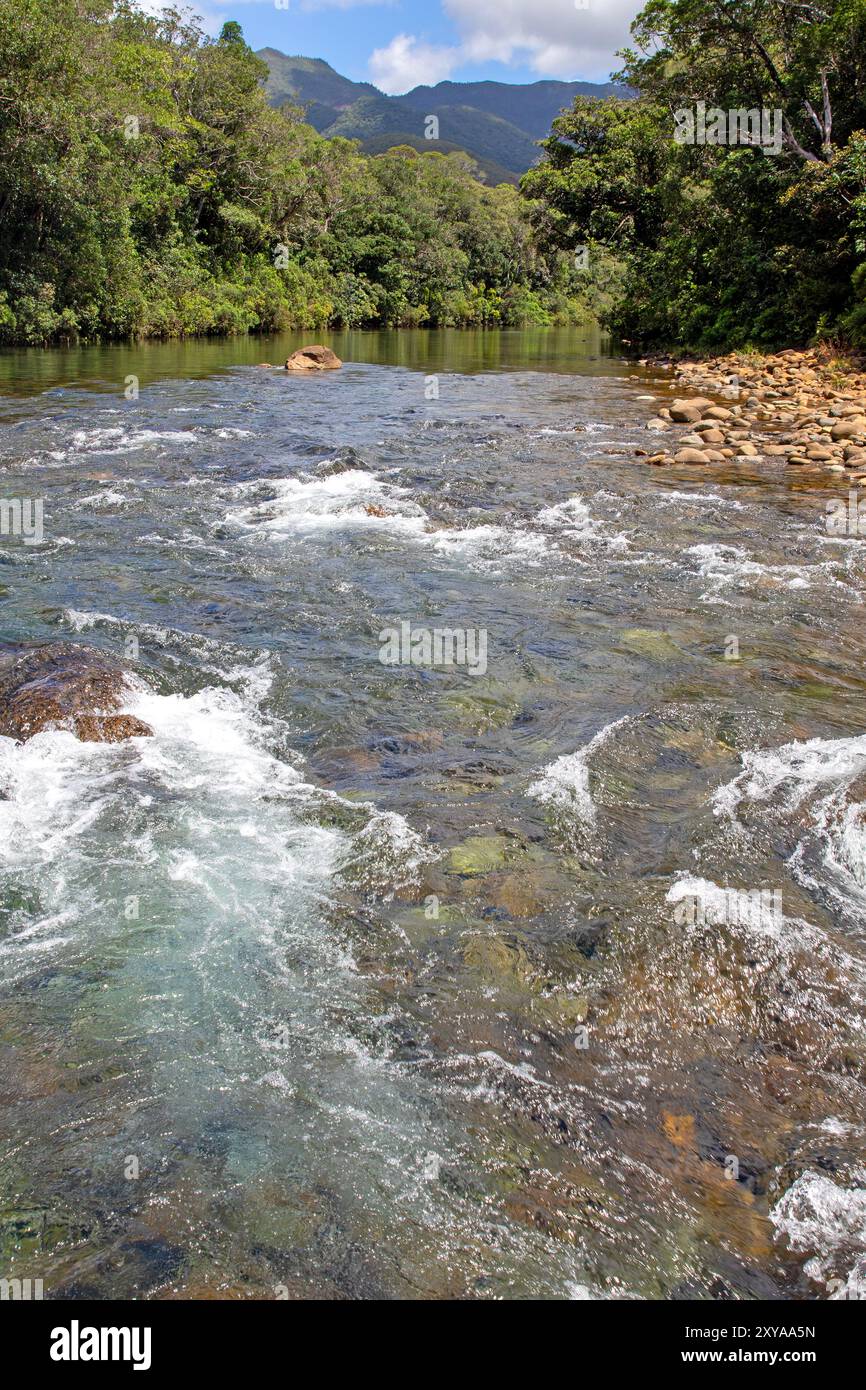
[1,327,865,1300]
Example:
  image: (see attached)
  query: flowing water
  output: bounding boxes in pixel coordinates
[1,326,866,1300]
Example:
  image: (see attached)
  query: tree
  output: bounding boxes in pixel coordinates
[521,0,866,346]
[0,0,588,341]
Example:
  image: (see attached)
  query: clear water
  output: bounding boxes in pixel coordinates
[1,328,865,1300]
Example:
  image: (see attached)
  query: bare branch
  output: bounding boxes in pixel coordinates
[714,1,788,96]
[782,115,820,160]
[821,68,833,151]
[803,99,824,136]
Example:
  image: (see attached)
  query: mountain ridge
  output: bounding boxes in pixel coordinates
[258,49,626,183]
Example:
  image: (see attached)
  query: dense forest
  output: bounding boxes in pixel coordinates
[1,0,865,348]
[0,0,588,344]
[523,0,866,348]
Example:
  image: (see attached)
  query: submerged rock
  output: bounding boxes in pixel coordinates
[284,345,342,372]
[315,446,369,476]
[0,641,153,744]
[449,834,512,875]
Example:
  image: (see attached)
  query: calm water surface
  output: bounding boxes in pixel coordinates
[1,328,865,1299]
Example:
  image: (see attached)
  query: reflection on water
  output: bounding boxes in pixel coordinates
[1,329,866,1300]
[0,325,617,396]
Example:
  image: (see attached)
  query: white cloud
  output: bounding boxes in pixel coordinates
[452,0,640,78]
[368,0,640,92]
[369,34,461,94]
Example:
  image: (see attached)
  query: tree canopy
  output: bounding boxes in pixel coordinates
[521,0,866,347]
[0,0,587,343]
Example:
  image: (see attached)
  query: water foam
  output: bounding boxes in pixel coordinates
[664,873,866,1057]
[771,1171,866,1298]
[69,427,198,455]
[713,733,866,821]
[713,735,866,922]
[687,542,812,603]
[226,470,427,537]
[0,666,430,978]
[536,494,629,550]
[425,523,551,568]
[527,717,629,823]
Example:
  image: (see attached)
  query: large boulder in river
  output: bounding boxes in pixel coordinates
[284,345,342,372]
[0,642,153,744]
[315,446,369,477]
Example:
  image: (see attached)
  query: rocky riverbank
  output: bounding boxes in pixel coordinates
[634,347,866,477]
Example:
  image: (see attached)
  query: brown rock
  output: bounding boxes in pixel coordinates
[490,873,546,918]
[284,345,342,372]
[72,714,154,742]
[662,1111,696,1150]
[673,448,710,465]
[669,403,703,423]
[831,419,866,440]
[0,642,153,744]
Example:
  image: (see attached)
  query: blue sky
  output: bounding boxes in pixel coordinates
[185,0,641,92]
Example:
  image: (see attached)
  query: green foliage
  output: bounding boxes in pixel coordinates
[521,0,866,348]
[0,1,587,343]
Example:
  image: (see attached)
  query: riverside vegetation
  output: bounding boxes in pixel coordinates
[0,1,589,345]
[3,0,866,351]
[522,0,866,352]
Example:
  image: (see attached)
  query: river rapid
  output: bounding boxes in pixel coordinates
[1,327,865,1300]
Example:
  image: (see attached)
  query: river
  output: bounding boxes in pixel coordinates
[1,327,865,1300]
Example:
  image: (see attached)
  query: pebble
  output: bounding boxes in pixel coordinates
[632,347,866,483]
